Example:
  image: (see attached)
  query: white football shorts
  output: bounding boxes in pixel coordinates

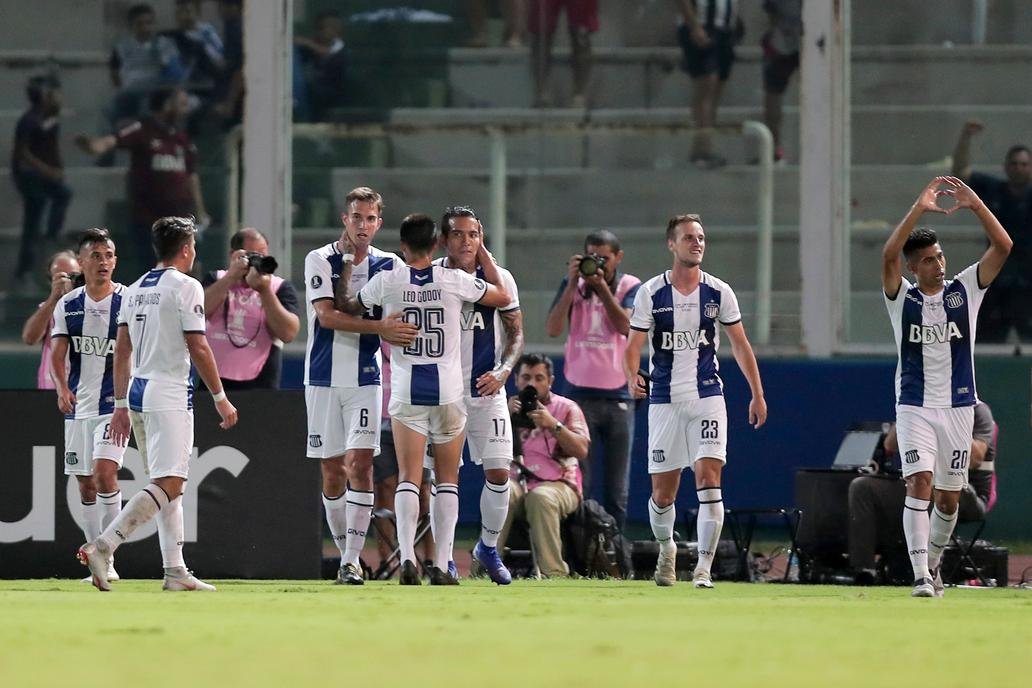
[390,398,467,445]
[647,396,728,474]
[305,385,382,459]
[63,415,126,476]
[463,394,513,470]
[895,404,974,491]
[138,409,194,479]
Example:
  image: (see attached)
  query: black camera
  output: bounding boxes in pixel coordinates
[578,253,608,278]
[246,252,278,275]
[512,385,539,428]
[68,272,86,289]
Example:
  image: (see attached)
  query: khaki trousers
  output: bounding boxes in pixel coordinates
[498,479,579,578]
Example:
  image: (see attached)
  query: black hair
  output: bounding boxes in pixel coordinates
[77,228,115,254]
[584,229,620,253]
[26,75,59,106]
[229,228,266,251]
[399,213,438,255]
[516,353,554,378]
[314,10,342,25]
[1005,145,1031,160]
[148,87,182,113]
[152,216,196,261]
[440,205,478,237]
[128,3,154,22]
[902,226,939,261]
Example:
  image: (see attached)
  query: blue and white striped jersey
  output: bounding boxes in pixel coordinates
[358,262,488,406]
[303,243,396,388]
[117,267,206,412]
[885,263,986,408]
[433,258,520,397]
[629,271,741,404]
[51,284,124,419]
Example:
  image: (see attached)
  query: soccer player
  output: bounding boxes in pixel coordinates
[51,228,125,582]
[881,176,1011,597]
[77,216,238,591]
[433,206,523,585]
[303,187,418,585]
[338,213,510,585]
[625,214,767,588]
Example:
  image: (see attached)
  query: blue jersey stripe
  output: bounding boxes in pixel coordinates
[307,253,344,386]
[649,284,674,403]
[128,377,148,412]
[139,268,170,288]
[696,282,723,398]
[469,302,496,397]
[898,288,925,406]
[64,293,87,416]
[97,292,122,416]
[947,281,976,406]
[410,363,441,406]
[409,265,434,286]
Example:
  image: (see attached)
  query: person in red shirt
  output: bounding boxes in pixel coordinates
[76,87,209,271]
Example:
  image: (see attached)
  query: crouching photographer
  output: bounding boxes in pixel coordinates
[498,353,590,578]
[202,227,300,389]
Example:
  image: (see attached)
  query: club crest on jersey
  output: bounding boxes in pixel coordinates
[651,449,666,463]
[64,452,78,466]
[908,322,962,344]
[311,275,323,289]
[309,434,323,448]
[945,292,964,309]
[703,302,719,319]
[660,330,710,351]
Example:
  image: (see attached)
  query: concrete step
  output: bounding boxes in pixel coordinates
[447,45,1032,109]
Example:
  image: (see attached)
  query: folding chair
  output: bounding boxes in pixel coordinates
[367,508,434,580]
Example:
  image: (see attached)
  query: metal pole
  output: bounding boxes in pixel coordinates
[742,121,774,346]
[224,125,242,238]
[488,127,508,267]
[972,0,987,45]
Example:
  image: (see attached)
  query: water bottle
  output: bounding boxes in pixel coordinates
[787,550,800,582]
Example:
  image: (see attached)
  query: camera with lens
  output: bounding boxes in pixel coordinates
[512,385,539,428]
[68,272,86,289]
[578,253,608,278]
[245,252,278,275]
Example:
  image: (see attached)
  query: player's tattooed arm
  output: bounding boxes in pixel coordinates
[476,307,524,396]
[333,256,366,316]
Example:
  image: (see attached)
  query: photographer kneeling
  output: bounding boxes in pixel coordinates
[202,227,300,389]
[498,353,590,578]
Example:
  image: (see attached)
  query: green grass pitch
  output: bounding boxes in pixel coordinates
[1,579,1029,688]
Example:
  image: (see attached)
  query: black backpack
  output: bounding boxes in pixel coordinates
[564,499,633,579]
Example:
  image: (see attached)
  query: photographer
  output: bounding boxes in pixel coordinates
[201,227,300,389]
[21,250,80,389]
[545,230,640,530]
[498,354,590,578]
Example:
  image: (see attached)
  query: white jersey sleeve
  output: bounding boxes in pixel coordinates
[445,269,488,303]
[51,294,69,338]
[629,282,654,331]
[304,250,334,303]
[179,279,206,334]
[498,268,520,311]
[717,281,742,325]
[883,275,912,321]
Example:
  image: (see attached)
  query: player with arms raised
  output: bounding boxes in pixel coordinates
[625,214,767,589]
[77,216,238,591]
[338,213,510,584]
[881,176,1011,597]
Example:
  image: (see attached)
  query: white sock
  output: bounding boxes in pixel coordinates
[322,492,348,559]
[395,481,420,565]
[343,488,374,567]
[479,480,509,547]
[97,490,122,531]
[903,496,931,581]
[81,500,101,543]
[928,505,958,571]
[157,496,186,570]
[433,483,459,569]
[428,482,438,542]
[648,497,675,550]
[696,488,724,574]
[97,485,168,553]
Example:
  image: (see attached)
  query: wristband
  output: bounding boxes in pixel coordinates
[211,390,227,403]
[114,398,128,409]
[341,253,355,263]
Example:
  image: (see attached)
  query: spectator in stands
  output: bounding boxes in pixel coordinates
[674,0,744,169]
[11,75,72,293]
[201,228,299,389]
[545,230,640,531]
[164,0,225,128]
[106,3,184,138]
[76,87,210,271]
[848,401,998,584]
[294,10,351,121]
[499,353,589,578]
[214,0,244,126]
[952,121,1032,343]
[528,0,598,108]
[21,250,79,390]
[760,0,801,164]
[466,0,525,48]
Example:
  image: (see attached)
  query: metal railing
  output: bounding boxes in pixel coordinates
[227,117,775,344]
